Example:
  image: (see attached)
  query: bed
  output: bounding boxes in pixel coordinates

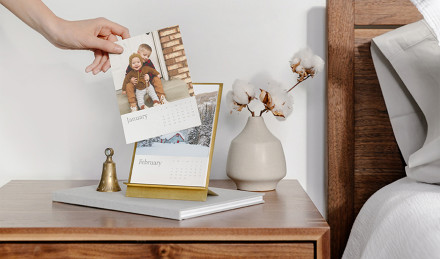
[327,0,427,258]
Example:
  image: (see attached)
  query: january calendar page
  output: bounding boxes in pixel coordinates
[128,83,222,188]
[109,25,201,144]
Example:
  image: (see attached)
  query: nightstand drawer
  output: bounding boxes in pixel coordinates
[0,180,329,258]
[1,242,315,258]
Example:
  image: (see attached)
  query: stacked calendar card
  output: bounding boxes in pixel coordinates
[52,183,264,220]
[109,25,200,144]
[122,97,200,144]
[125,83,222,201]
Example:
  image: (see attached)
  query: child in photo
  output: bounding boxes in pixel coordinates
[126,44,168,104]
[122,53,160,111]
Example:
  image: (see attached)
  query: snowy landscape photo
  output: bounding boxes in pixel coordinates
[129,83,222,187]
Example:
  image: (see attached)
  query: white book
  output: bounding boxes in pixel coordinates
[52,183,264,220]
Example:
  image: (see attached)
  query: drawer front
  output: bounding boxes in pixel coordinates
[0,242,314,258]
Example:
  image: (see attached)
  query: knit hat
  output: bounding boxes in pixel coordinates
[128,53,143,69]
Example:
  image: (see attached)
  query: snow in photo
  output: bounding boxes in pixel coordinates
[129,84,221,187]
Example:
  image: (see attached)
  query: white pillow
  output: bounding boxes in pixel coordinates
[371,20,440,184]
[410,0,440,45]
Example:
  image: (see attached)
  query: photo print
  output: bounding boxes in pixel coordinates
[109,26,201,144]
[128,83,222,187]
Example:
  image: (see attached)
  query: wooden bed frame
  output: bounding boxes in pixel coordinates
[327,0,422,258]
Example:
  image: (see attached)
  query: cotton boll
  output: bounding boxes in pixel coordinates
[296,65,305,73]
[226,91,244,114]
[301,57,314,69]
[270,88,294,118]
[297,48,317,69]
[291,48,312,67]
[296,48,313,61]
[264,81,281,95]
[232,79,256,104]
[248,98,265,114]
[259,89,268,103]
[226,91,235,113]
[291,47,325,71]
[260,79,281,92]
[232,79,256,97]
[232,90,250,105]
[290,57,300,66]
[275,115,287,121]
[311,55,325,73]
[261,82,293,118]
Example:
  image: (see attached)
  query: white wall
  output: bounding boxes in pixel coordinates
[0,0,327,217]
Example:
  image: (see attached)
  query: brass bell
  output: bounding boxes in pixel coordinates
[97,148,121,192]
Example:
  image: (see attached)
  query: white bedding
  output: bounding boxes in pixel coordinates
[410,0,440,45]
[343,177,440,259]
[371,20,440,184]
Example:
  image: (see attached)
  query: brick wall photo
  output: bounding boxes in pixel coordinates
[158,26,194,95]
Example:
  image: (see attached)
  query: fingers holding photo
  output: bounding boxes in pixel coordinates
[1,0,130,75]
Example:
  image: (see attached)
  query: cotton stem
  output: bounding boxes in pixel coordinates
[287,74,311,93]
[246,104,255,117]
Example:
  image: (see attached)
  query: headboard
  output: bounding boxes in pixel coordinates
[327,0,422,258]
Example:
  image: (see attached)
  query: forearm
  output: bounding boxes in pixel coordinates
[1,0,129,74]
[0,0,62,41]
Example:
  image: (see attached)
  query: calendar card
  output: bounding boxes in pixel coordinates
[109,25,201,144]
[128,83,222,189]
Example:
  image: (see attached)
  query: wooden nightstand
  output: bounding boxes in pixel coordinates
[0,180,329,258]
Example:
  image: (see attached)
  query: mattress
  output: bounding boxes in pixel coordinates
[343,177,440,259]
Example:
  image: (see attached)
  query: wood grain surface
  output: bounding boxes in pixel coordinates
[0,243,314,259]
[355,0,422,25]
[327,0,355,258]
[354,29,406,214]
[328,0,416,258]
[0,180,329,258]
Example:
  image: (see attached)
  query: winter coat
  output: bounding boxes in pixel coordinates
[122,66,159,91]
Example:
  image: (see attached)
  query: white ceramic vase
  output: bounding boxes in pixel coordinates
[226,116,286,191]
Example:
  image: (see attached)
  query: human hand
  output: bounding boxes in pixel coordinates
[130,77,138,85]
[0,1,129,75]
[157,74,162,79]
[122,91,126,95]
[47,17,130,75]
[144,74,150,82]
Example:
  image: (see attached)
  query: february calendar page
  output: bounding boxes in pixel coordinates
[128,83,222,187]
[109,25,200,144]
